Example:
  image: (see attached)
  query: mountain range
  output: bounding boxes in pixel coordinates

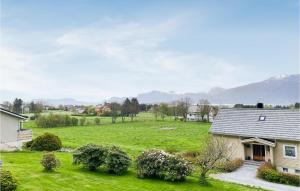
[107,74,300,105]
[1,74,298,106]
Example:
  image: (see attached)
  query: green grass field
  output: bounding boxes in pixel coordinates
[1,113,264,191]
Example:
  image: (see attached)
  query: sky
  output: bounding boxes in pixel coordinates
[0,0,299,102]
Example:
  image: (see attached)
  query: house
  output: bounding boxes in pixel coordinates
[187,105,214,122]
[0,108,32,150]
[210,108,300,175]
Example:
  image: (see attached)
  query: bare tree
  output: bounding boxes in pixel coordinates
[170,101,178,121]
[2,101,12,111]
[159,103,169,120]
[176,97,191,122]
[151,104,160,121]
[197,99,210,122]
[110,102,121,123]
[197,136,232,184]
[211,106,219,119]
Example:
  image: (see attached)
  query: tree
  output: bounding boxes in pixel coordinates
[139,104,150,112]
[197,136,232,184]
[295,102,300,109]
[110,102,121,123]
[170,102,178,121]
[211,106,219,119]
[13,98,23,114]
[151,104,160,121]
[29,101,43,114]
[130,98,139,121]
[1,101,12,111]
[121,98,131,122]
[159,103,169,120]
[197,99,210,122]
[176,97,191,122]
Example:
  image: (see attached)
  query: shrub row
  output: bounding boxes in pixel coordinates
[36,114,78,128]
[25,133,62,151]
[216,158,243,172]
[257,162,300,186]
[73,144,131,175]
[136,150,192,182]
[0,170,17,191]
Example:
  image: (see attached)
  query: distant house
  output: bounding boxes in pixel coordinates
[0,108,32,150]
[95,105,111,116]
[187,105,214,122]
[210,108,300,175]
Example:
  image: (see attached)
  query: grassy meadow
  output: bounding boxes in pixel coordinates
[0,112,264,191]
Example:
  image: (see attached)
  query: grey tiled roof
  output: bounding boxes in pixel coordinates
[210,109,300,141]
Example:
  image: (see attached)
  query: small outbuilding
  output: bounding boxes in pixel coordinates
[0,108,32,150]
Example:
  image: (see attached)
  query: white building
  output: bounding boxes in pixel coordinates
[0,108,32,150]
[186,105,214,122]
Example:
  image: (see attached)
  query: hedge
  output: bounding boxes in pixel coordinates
[257,162,300,186]
[36,114,78,128]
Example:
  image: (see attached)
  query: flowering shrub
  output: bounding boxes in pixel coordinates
[73,144,107,171]
[257,162,300,186]
[41,153,60,171]
[105,146,131,175]
[136,150,192,181]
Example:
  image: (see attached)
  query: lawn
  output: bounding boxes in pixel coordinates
[1,114,264,191]
[24,119,210,156]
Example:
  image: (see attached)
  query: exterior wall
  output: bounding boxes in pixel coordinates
[213,134,244,160]
[187,113,201,121]
[0,112,21,143]
[244,144,252,159]
[264,145,274,164]
[274,140,300,175]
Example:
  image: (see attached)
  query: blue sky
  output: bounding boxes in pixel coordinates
[1,0,299,102]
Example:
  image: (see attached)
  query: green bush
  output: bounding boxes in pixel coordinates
[257,162,300,186]
[136,150,192,181]
[73,144,107,171]
[94,118,101,125]
[24,140,34,149]
[30,133,62,151]
[217,158,243,172]
[41,153,60,171]
[0,170,17,191]
[36,114,78,128]
[106,146,131,175]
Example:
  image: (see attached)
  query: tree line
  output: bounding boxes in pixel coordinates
[150,98,219,122]
[109,98,140,123]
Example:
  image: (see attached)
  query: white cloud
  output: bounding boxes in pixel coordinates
[0,16,250,101]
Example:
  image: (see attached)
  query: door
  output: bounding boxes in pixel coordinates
[253,145,265,161]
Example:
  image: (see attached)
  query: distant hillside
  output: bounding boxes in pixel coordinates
[124,74,299,104]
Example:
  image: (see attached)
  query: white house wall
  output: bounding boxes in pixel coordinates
[0,112,21,143]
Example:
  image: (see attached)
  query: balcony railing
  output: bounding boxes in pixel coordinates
[17,129,32,141]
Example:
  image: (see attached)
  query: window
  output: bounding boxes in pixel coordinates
[295,169,300,175]
[283,145,297,158]
[283,168,288,173]
[258,115,266,121]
